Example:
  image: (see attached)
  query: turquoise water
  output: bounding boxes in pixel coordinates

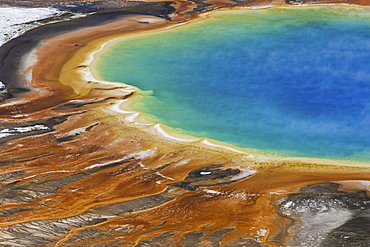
[97,7,370,161]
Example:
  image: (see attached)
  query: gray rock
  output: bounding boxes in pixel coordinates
[0,81,10,101]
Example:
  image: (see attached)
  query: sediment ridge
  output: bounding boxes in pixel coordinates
[0,0,369,246]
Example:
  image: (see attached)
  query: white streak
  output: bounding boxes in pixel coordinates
[0,133,12,138]
[228,168,256,181]
[83,158,129,171]
[0,6,86,47]
[131,150,156,160]
[243,5,276,9]
[0,124,49,133]
[204,189,223,195]
[155,172,175,181]
[200,139,246,154]
[200,171,212,175]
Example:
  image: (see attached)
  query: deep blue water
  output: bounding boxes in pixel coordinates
[97,7,370,161]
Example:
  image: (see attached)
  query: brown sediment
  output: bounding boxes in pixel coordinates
[204,0,236,7]
[0,1,369,246]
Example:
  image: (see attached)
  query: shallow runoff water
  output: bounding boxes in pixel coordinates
[97,7,370,161]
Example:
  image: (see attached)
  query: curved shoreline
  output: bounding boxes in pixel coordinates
[62,5,370,167]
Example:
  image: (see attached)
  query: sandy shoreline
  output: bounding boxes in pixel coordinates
[0,1,369,246]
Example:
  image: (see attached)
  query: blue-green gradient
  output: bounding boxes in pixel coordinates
[97,7,370,161]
